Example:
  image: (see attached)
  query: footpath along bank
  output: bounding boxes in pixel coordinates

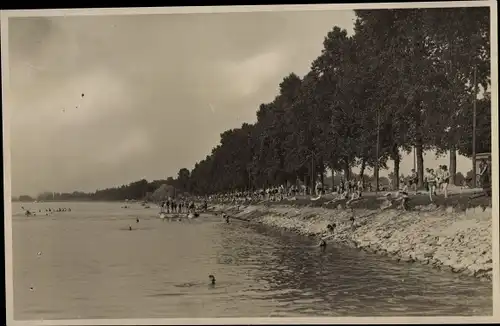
[211,197,493,281]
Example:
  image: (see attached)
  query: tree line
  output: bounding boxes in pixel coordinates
[186,8,491,195]
[13,179,174,202]
[13,8,491,202]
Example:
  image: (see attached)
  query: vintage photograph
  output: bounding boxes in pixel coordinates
[2,2,496,322]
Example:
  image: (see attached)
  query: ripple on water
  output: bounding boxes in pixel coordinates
[293,298,324,304]
[147,292,186,298]
[12,203,493,319]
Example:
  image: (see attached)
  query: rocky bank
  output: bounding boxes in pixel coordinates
[212,203,493,281]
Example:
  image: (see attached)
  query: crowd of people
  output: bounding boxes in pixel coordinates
[152,160,491,214]
[158,198,200,214]
[22,206,72,217]
[187,161,489,208]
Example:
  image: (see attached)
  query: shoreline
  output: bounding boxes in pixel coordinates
[211,201,493,282]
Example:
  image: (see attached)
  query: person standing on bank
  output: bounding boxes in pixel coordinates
[424,168,430,192]
[440,165,451,199]
[409,169,418,195]
[479,159,491,196]
[435,165,443,195]
[427,169,438,202]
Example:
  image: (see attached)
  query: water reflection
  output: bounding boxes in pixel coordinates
[216,222,492,316]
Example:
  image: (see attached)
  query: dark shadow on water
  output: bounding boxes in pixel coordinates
[147,292,187,298]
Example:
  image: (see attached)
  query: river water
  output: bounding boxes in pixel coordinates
[11,201,492,320]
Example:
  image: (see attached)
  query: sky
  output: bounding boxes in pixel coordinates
[6,9,474,197]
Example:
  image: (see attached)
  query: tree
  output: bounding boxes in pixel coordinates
[176,168,190,193]
[311,27,360,183]
[151,184,175,202]
[18,195,34,202]
[353,11,418,190]
[423,7,490,184]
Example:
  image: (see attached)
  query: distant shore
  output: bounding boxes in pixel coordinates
[210,191,493,281]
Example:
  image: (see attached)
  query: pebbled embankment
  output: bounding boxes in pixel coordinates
[212,203,493,281]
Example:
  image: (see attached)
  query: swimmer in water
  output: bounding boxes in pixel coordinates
[129,225,132,231]
[209,274,216,285]
[136,217,140,223]
[321,224,337,243]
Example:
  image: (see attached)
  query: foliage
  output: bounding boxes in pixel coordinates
[188,8,489,194]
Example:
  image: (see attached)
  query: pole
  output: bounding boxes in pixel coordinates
[311,155,315,196]
[375,108,380,193]
[472,65,477,188]
[331,169,335,191]
[413,146,416,171]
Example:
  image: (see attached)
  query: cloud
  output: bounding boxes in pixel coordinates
[219,48,289,97]
[97,129,151,164]
[6,9,471,197]
[11,68,128,128]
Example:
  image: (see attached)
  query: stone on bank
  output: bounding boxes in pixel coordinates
[215,203,492,281]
